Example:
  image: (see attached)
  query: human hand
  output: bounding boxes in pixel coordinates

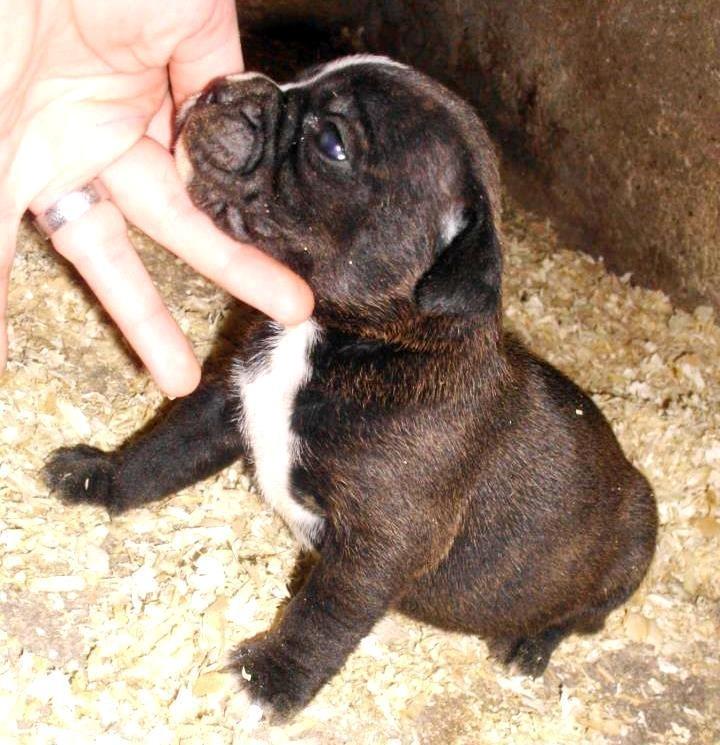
[0,0,314,397]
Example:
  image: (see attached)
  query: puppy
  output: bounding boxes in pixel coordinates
[45,55,657,716]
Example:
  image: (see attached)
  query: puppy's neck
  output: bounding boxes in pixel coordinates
[305,304,510,408]
[313,298,504,355]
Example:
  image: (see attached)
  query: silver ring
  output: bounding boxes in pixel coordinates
[34,179,110,238]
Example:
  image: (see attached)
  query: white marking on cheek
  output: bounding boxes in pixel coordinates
[234,320,324,548]
[173,137,194,185]
[280,54,408,91]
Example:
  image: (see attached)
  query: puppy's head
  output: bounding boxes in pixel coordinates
[176,56,502,335]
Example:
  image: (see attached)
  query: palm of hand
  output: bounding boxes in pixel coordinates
[15,0,201,211]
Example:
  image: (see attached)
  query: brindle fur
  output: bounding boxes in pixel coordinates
[44,57,657,717]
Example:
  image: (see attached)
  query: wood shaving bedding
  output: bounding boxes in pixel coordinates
[0,204,717,744]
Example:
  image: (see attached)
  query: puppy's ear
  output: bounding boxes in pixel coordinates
[414,198,501,319]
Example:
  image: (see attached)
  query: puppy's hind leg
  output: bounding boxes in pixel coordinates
[488,624,571,678]
[44,380,245,514]
[488,583,640,677]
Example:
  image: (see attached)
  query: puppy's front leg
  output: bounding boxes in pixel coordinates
[44,380,245,513]
[232,533,408,716]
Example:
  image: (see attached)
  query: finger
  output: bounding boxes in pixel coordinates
[0,220,17,375]
[102,137,315,324]
[147,91,175,150]
[169,0,244,105]
[32,195,201,398]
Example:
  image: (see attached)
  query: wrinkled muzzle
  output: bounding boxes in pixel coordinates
[175,74,282,180]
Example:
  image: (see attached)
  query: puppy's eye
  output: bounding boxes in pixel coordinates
[316,122,347,162]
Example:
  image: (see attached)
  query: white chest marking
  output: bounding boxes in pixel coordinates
[235,321,323,548]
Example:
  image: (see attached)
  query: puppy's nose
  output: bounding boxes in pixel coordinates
[194,76,279,174]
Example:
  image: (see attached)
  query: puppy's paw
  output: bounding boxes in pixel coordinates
[507,637,553,678]
[230,637,314,720]
[488,626,567,678]
[44,445,120,512]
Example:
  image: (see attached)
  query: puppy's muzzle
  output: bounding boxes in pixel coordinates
[187,76,281,176]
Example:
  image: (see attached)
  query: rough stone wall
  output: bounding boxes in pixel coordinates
[238,1,720,311]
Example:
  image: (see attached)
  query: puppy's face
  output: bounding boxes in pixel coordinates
[176,56,502,327]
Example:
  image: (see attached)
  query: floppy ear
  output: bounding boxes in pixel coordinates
[414,198,501,319]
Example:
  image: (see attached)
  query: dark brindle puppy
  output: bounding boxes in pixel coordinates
[45,55,657,716]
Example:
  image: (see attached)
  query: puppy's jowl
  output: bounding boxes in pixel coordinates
[46,55,657,716]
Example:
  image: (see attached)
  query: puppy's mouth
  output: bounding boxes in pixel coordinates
[202,198,249,240]
[175,135,252,240]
